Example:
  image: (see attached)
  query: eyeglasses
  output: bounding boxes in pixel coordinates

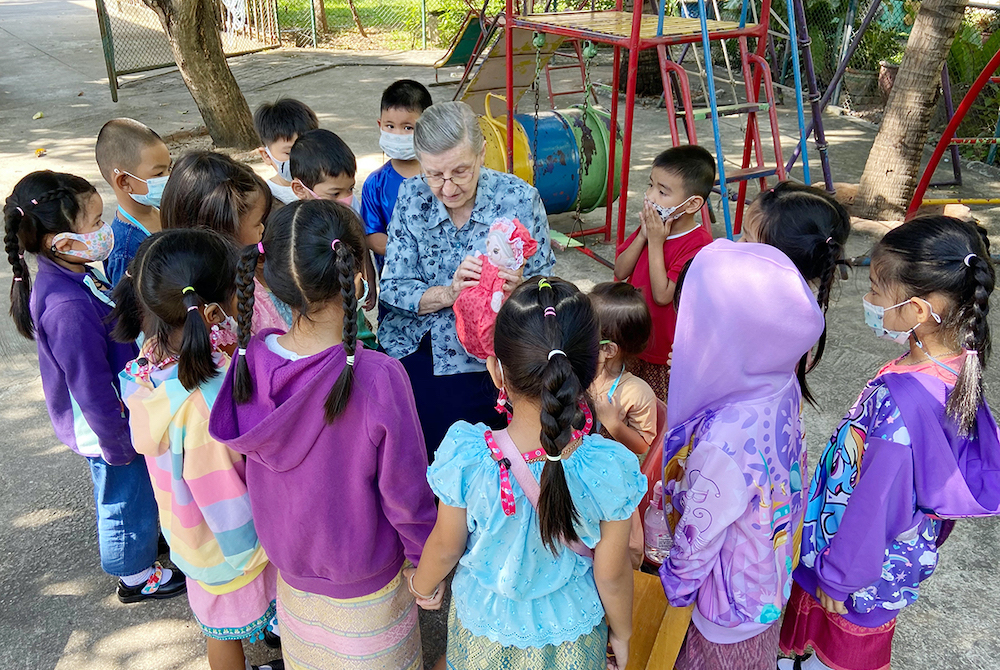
[421,167,477,189]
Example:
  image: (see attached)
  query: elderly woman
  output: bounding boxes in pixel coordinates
[380,101,555,458]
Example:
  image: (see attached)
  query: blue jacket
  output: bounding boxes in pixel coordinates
[30,256,138,464]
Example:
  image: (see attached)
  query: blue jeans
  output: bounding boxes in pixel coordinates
[86,456,159,577]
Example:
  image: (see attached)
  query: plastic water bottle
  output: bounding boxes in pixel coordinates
[644,481,673,565]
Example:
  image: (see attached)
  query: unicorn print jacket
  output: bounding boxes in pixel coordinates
[658,240,825,644]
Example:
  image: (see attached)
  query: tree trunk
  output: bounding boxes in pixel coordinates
[854,0,967,220]
[313,0,329,34]
[145,0,260,150]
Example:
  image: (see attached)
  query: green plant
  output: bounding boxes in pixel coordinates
[849,23,904,71]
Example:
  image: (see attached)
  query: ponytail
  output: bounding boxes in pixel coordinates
[232,243,260,403]
[535,280,582,554]
[177,287,216,391]
[948,254,993,433]
[109,263,144,343]
[324,240,358,422]
[4,206,33,339]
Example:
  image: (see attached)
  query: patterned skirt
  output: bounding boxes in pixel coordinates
[445,600,608,670]
[187,562,278,641]
[628,358,670,402]
[779,582,895,670]
[276,571,422,670]
[675,620,781,670]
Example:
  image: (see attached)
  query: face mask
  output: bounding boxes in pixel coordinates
[115,169,168,209]
[379,130,416,161]
[863,296,943,345]
[51,221,115,262]
[266,147,293,182]
[646,195,696,223]
[209,309,238,350]
[359,278,370,304]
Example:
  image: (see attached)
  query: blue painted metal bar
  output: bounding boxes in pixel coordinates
[657,0,666,37]
[785,0,810,184]
[697,0,733,238]
[739,0,749,29]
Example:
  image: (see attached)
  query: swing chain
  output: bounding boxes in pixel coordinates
[532,32,546,166]
[574,40,598,223]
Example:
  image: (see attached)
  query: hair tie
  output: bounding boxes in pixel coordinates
[346,354,355,367]
[182,286,196,294]
[237,347,247,357]
[30,199,37,205]
[825,237,833,244]
[543,307,556,317]
[257,242,265,255]
[331,239,341,251]
[545,453,562,462]
[13,277,22,282]
[537,279,552,290]
[964,254,976,267]
[548,349,566,360]
[14,206,24,216]
[124,270,132,279]
[186,305,199,312]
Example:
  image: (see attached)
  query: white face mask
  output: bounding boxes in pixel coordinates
[645,195,697,223]
[265,147,293,182]
[379,130,416,161]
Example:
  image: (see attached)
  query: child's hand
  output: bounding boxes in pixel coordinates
[364,281,378,312]
[641,200,670,245]
[404,567,444,610]
[817,586,848,615]
[606,630,629,670]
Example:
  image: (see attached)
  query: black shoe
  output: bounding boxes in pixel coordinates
[157,532,170,556]
[253,661,284,670]
[117,562,187,603]
[263,628,281,649]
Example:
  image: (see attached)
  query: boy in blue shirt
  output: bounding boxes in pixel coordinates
[361,80,433,273]
[95,118,171,286]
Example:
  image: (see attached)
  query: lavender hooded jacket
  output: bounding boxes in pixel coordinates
[795,368,1000,627]
[658,240,825,644]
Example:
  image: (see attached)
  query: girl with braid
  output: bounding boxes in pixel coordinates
[411,277,645,670]
[779,216,1000,670]
[208,199,436,670]
[112,229,280,670]
[3,171,185,602]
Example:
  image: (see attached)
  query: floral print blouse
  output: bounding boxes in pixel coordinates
[379,168,555,376]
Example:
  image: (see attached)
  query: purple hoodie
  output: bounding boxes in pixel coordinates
[658,240,825,643]
[795,367,1000,627]
[208,331,437,598]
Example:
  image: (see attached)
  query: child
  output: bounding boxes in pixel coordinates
[739,181,851,403]
[659,240,825,669]
[253,98,319,205]
[361,79,432,271]
[112,229,281,670]
[290,128,378,347]
[4,170,185,602]
[614,144,715,399]
[160,150,290,333]
[208,199,437,670]
[410,277,645,670]
[779,216,1000,670]
[588,281,657,458]
[95,118,172,286]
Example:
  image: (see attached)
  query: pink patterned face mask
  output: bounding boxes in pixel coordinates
[51,222,115,262]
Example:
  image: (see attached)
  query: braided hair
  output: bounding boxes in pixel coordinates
[751,181,851,404]
[493,276,600,553]
[872,215,995,434]
[233,199,365,422]
[110,229,238,391]
[4,171,98,339]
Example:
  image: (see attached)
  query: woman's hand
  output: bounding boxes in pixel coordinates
[606,630,629,670]
[450,255,483,301]
[498,264,525,294]
[817,586,848,615]
[403,567,444,611]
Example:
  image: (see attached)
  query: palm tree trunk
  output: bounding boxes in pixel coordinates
[145,0,260,150]
[854,0,968,220]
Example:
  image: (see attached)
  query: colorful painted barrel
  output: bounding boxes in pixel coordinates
[479,93,533,185]
[559,105,623,212]
[516,111,581,215]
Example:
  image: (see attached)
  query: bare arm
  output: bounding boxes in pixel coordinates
[603,416,652,455]
[416,255,483,315]
[614,226,647,281]
[411,504,469,600]
[367,232,388,257]
[643,201,676,307]
[595,518,633,663]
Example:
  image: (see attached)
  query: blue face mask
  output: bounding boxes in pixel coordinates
[117,169,168,208]
[863,295,943,346]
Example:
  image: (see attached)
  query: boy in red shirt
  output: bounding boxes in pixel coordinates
[614,145,715,399]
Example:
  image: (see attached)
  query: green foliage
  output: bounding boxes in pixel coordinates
[848,22,904,71]
[946,27,1000,162]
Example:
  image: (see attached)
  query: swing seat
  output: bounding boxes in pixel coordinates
[433,12,486,84]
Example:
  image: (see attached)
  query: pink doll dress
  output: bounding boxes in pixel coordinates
[454,218,538,360]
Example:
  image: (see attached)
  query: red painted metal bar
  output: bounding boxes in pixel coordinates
[658,46,683,148]
[616,32,643,246]
[907,48,1000,219]
[605,44,622,243]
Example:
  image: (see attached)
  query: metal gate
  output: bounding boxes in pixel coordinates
[95,0,281,101]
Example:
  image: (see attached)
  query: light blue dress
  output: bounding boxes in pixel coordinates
[427,421,646,649]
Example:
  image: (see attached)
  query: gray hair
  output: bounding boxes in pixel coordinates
[413,101,485,158]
